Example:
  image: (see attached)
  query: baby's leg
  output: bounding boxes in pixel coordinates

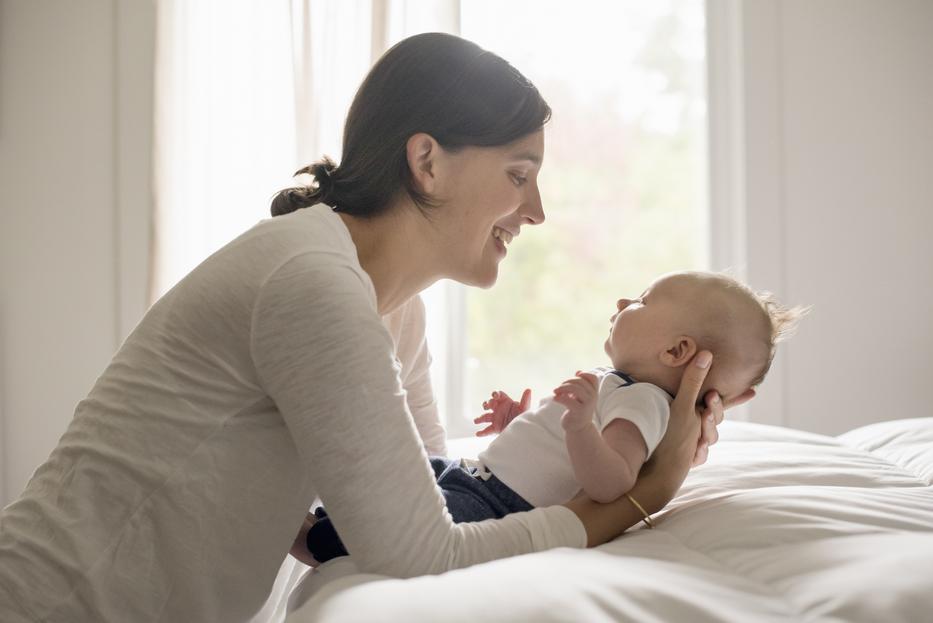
[305,458,506,563]
[440,488,502,522]
[435,463,518,522]
[305,507,348,564]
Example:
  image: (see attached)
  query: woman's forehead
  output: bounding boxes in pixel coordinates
[504,130,544,162]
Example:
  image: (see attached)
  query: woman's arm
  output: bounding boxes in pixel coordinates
[253,256,585,577]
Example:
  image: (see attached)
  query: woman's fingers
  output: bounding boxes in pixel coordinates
[655,351,713,470]
[698,391,723,451]
[694,387,757,460]
[699,412,719,449]
[693,378,758,466]
[723,388,756,410]
[671,351,713,420]
[703,391,724,426]
[692,442,709,467]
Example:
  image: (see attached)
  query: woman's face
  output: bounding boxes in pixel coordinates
[433,130,545,288]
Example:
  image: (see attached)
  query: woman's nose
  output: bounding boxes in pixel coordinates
[520,183,545,225]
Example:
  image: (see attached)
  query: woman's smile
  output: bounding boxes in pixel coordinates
[492,225,514,256]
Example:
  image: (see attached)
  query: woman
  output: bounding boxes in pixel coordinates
[0,33,746,622]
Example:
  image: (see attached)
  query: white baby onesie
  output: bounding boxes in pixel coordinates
[478,368,672,507]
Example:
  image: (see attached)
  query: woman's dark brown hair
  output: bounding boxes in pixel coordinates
[270,32,550,217]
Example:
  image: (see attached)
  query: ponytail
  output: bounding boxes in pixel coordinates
[270,157,337,216]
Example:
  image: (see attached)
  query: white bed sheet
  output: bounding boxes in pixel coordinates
[282,418,933,622]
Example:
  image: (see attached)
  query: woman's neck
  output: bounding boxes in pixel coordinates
[338,203,442,315]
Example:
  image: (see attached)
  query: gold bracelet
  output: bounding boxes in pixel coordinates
[625,493,655,529]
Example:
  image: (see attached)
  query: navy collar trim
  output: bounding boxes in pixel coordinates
[608,369,637,386]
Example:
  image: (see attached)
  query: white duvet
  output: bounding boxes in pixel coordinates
[282,418,933,622]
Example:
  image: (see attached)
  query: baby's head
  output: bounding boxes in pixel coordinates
[604,271,806,402]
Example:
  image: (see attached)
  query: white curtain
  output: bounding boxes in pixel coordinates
[154,2,458,619]
[153,0,390,300]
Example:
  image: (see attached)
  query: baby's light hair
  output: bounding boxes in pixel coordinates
[672,271,809,399]
[746,288,810,387]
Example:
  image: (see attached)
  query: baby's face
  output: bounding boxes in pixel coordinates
[604,274,692,373]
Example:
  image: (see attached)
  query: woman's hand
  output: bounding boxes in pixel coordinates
[692,387,756,466]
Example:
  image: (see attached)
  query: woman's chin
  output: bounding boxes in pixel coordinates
[468,272,498,289]
[456,260,500,289]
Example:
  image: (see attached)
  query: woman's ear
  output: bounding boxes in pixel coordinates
[406,133,440,195]
[658,336,697,368]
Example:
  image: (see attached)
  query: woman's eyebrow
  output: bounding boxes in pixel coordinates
[507,152,542,165]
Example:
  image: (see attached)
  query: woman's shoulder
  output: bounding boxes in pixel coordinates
[209,205,364,282]
[246,205,352,253]
[159,205,373,315]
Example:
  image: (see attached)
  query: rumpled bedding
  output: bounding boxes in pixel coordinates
[283,418,933,622]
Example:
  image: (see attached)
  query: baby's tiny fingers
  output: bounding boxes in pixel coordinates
[476,426,494,437]
[563,378,594,398]
[575,371,599,387]
[552,393,573,407]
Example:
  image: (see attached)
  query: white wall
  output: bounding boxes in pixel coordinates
[0,0,154,506]
[781,1,933,434]
[711,0,933,435]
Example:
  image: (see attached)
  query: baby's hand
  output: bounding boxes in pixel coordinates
[553,371,599,433]
[474,388,531,436]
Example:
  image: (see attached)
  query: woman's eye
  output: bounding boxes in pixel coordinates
[510,173,527,186]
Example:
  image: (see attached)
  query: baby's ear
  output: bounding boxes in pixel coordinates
[659,336,697,368]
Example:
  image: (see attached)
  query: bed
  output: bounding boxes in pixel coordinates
[277,418,933,622]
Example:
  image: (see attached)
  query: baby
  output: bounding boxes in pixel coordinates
[305,271,805,563]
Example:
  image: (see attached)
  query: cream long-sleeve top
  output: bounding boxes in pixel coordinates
[0,204,586,623]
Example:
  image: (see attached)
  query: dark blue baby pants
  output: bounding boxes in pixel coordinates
[306,456,533,563]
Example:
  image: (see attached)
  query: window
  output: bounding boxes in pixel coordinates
[427,0,709,437]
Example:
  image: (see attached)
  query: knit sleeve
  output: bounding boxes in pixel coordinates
[391,295,447,457]
[250,254,586,577]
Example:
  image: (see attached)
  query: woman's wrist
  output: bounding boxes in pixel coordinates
[631,457,689,514]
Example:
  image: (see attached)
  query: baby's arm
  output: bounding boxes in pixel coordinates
[555,372,648,503]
